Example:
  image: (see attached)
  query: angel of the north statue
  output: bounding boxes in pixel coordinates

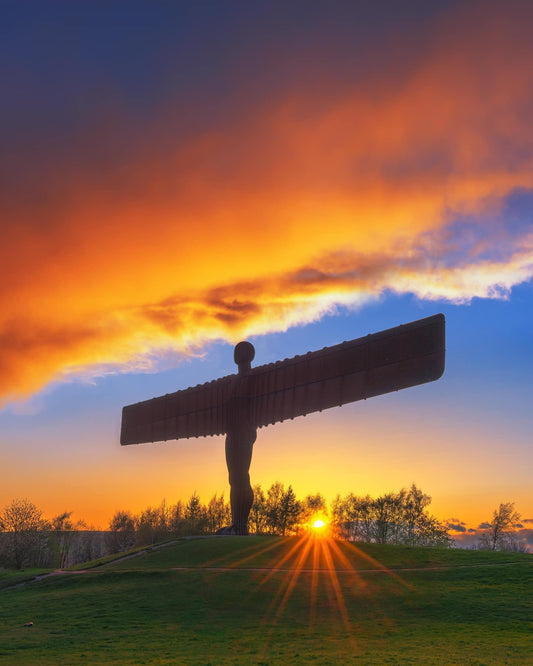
[121,313,445,534]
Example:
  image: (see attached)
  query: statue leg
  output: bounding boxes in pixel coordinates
[225,427,256,535]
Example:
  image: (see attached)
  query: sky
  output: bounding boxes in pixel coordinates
[1,1,532,541]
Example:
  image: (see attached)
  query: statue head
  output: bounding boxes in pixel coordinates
[234,341,255,374]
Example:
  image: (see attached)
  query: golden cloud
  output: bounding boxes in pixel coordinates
[1,1,533,401]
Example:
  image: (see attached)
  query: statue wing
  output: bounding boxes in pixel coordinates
[248,314,445,428]
[121,313,445,444]
[120,375,233,445]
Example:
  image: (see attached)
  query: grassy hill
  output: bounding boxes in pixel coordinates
[0,536,531,664]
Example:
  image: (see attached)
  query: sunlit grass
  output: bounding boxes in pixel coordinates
[3,537,529,664]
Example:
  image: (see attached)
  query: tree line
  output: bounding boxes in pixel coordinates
[0,486,526,569]
[0,501,107,570]
[106,482,319,554]
[332,484,451,547]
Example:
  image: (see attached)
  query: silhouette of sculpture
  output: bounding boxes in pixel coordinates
[222,341,257,534]
[121,314,445,535]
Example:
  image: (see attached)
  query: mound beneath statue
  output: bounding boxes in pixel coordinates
[2,536,530,665]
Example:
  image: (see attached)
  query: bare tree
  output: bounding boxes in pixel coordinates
[0,498,49,568]
[478,502,522,551]
[169,500,185,534]
[50,511,87,568]
[70,527,106,565]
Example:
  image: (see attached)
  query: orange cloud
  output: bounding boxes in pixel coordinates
[1,1,533,402]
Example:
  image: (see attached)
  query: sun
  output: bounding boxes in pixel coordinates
[309,515,329,536]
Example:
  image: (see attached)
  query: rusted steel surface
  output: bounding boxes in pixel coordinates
[120,314,445,445]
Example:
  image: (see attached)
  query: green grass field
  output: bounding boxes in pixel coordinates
[0,536,531,664]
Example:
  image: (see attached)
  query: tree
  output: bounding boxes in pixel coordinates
[183,492,206,534]
[155,499,171,534]
[265,482,285,535]
[50,511,87,568]
[136,500,173,545]
[106,510,136,553]
[413,514,451,548]
[478,502,522,551]
[136,506,161,546]
[300,493,328,529]
[277,485,302,536]
[332,486,451,547]
[402,485,431,545]
[333,493,380,542]
[373,492,403,544]
[399,485,449,547]
[249,484,267,535]
[205,493,231,533]
[0,498,49,568]
[169,500,185,534]
[70,527,105,565]
[264,483,302,536]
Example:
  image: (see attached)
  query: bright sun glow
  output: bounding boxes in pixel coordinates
[311,518,326,530]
